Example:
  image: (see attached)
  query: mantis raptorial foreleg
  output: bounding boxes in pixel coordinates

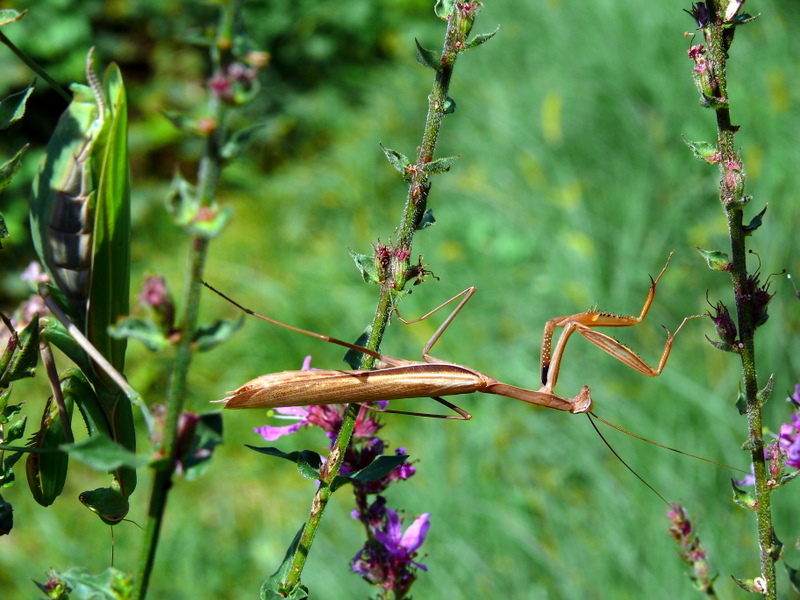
[539,252,704,394]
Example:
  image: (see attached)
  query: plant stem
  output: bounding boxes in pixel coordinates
[279,4,478,593]
[703,2,776,597]
[131,4,235,597]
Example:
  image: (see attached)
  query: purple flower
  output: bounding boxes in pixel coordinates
[351,508,430,595]
[778,412,800,469]
[254,406,311,441]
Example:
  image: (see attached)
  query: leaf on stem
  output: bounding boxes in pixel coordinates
[414,38,441,72]
[463,25,500,52]
[245,445,323,480]
[422,154,460,175]
[695,247,731,271]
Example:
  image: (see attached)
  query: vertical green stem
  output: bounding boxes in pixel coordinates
[704,2,776,597]
[279,4,478,593]
[132,4,235,597]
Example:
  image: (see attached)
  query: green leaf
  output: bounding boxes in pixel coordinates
[343,328,371,369]
[4,414,26,443]
[62,434,150,471]
[0,82,34,128]
[417,208,436,230]
[26,394,73,507]
[192,315,244,351]
[0,144,29,195]
[414,38,441,71]
[735,382,746,415]
[108,317,170,352]
[422,154,460,175]
[89,60,131,376]
[756,375,773,407]
[785,562,800,594]
[245,446,323,480]
[380,143,412,176]
[260,525,310,600]
[731,479,756,510]
[221,123,266,161]
[0,9,26,27]
[463,26,500,51]
[696,247,731,271]
[434,0,455,19]
[681,136,720,164]
[331,453,408,492]
[349,248,379,284]
[0,314,39,387]
[743,205,767,235]
[34,567,134,600]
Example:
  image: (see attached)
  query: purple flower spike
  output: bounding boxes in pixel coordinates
[351,508,431,595]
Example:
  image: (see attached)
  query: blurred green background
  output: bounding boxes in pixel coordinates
[2,0,800,598]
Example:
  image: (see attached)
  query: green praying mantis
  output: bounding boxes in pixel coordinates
[206,253,702,420]
[1,48,136,522]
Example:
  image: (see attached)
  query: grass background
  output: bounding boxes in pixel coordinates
[1,0,800,598]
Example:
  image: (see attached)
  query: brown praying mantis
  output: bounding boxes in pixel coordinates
[205,253,702,419]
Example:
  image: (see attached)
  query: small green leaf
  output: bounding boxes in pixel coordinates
[349,249,379,284]
[743,205,767,235]
[777,468,800,489]
[245,446,323,480]
[434,0,455,19]
[422,154,460,175]
[0,9,26,27]
[343,328,371,370]
[261,525,310,600]
[166,170,199,224]
[696,247,731,271]
[735,382,746,415]
[62,434,150,471]
[417,209,436,230]
[755,375,773,407]
[731,479,756,510]
[34,567,134,600]
[380,143,412,176]
[414,38,441,72]
[5,414,26,443]
[221,123,266,161]
[331,453,408,492]
[681,136,720,163]
[0,144,28,195]
[0,83,35,128]
[108,317,170,352]
[26,394,73,507]
[192,315,244,351]
[0,314,39,387]
[1,397,23,423]
[463,26,500,51]
[704,336,738,353]
[162,110,201,136]
[785,562,800,594]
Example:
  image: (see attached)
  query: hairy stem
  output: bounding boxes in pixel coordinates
[279,3,479,593]
[703,2,776,597]
[132,3,238,597]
